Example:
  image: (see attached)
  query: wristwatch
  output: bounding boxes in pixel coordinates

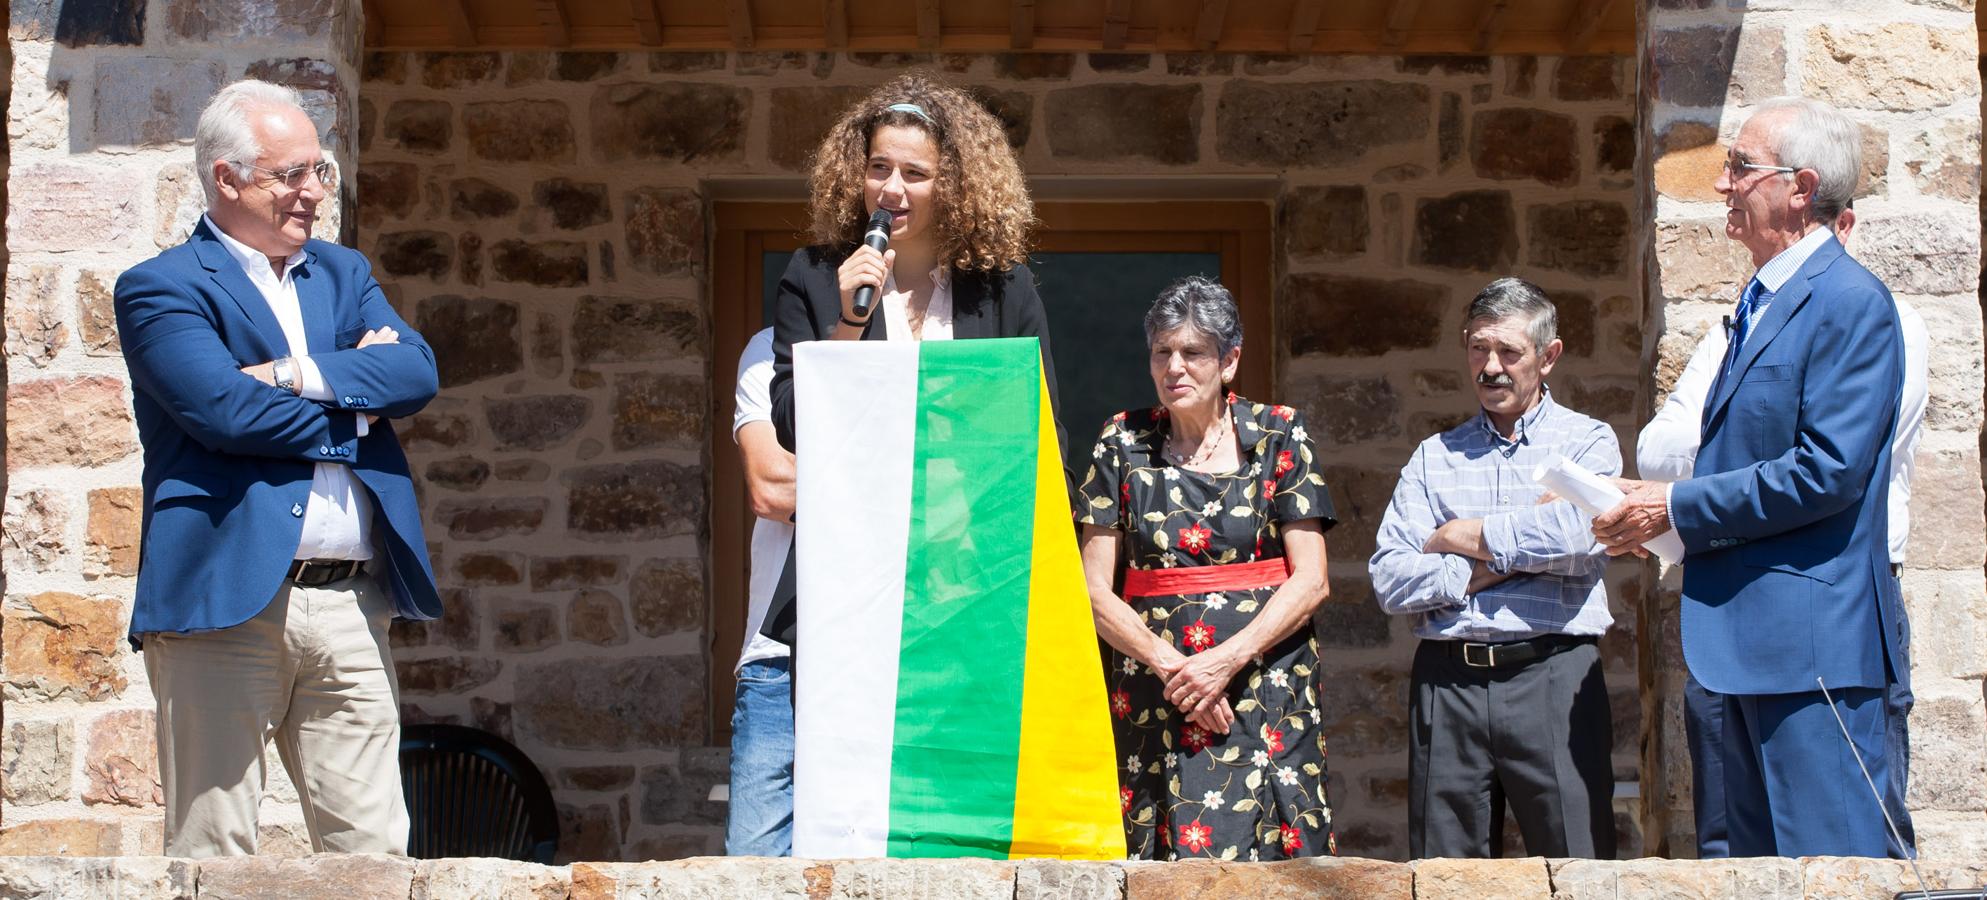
[272,356,298,394]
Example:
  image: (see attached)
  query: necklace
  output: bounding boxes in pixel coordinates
[1164,414,1231,468]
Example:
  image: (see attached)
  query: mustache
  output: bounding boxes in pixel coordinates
[1476,373,1514,387]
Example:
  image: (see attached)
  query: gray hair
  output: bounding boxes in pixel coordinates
[1463,277,1558,351]
[1751,96,1862,224]
[194,79,306,206]
[1144,275,1242,359]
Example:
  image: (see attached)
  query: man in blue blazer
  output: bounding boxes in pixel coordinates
[1595,97,1905,858]
[116,80,441,857]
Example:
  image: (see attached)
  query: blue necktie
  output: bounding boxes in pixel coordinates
[1729,278,1764,357]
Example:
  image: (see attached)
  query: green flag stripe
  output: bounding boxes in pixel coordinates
[887,339,1040,858]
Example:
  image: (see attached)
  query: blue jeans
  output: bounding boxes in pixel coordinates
[726,657,794,857]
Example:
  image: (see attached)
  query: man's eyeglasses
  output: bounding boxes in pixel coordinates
[237,160,335,191]
[1725,155,1797,179]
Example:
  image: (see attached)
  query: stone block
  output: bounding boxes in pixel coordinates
[1906,690,1987,810]
[1307,461,1392,565]
[569,590,629,647]
[1595,116,1634,177]
[1088,53,1149,73]
[2,719,72,805]
[517,655,705,749]
[1414,857,1550,899]
[571,296,704,364]
[154,162,204,250]
[1470,109,1578,187]
[531,556,626,591]
[1291,375,1400,447]
[436,498,549,541]
[465,101,575,163]
[768,86,872,170]
[1438,93,1462,171]
[1165,53,1234,76]
[0,820,124,857]
[357,162,418,229]
[1044,84,1201,164]
[646,52,726,73]
[1527,201,1630,278]
[1549,291,1599,358]
[197,854,417,900]
[494,599,560,653]
[1012,859,1122,899]
[1548,857,1802,900]
[81,709,160,807]
[1319,666,1410,758]
[1217,81,1429,167]
[2,591,127,701]
[1505,56,1538,97]
[962,86,1032,150]
[552,51,620,82]
[423,457,490,492]
[84,486,141,578]
[1313,576,1391,648]
[417,52,501,88]
[559,765,636,792]
[4,488,69,573]
[570,859,814,897]
[384,100,453,154]
[5,264,66,369]
[1803,856,1987,899]
[1653,218,1753,302]
[638,762,726,828]
[591,83,748,164]
[491,238,589,287]
[1905,117,1982,203]
[9,164,138,252]
[630,559,707,637]
[535,179,611,230]
[1400,55,1489,75]
[1125,858,1409,897]
[1906,443,1986,569]
[166,0,338,42]
[50,0,143,45]
[376,231,454,281]
[486,395,590,451]
[1803,23,1975,112]
[412,857,568,900]
[401,398,477,449]
[566,461,703,540]
[417,295,521,388]
[1900,568,1987,680]
[612,373,706,450]
[450,178,520,221]
[1283,274,1447,358]
[1652,120,1723,203]
[1280,186,1367,259]
[624,188,704,276]
[1413,190,1518,272]
[76,269,121,357]
[1553,56,1621,101]
[1651,24,1786,108]
[397,656,503,694]
[457,552,525,587]
[1854,212,1980,297]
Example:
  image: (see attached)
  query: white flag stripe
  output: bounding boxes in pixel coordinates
[791,341,920,859]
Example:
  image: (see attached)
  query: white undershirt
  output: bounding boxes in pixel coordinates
[879,267,954,341]
[206,215,374,561]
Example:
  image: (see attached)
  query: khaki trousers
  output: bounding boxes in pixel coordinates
[145,572,408,857]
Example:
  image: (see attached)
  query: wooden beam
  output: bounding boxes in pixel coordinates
[917,0,941,49]
[1380,0,1420,49]
[1474,0,1512,52]
[1286,0,1323,52]
[1563,0,1620,53]
[444,0,476,46]
[533,0,570,47]
[361,0,384,46]
[629,0,663,45]
[1102,0,1131,50]
[727,0,755,48]
[1194,0,1228,50]
[824,0,848,47]
[1010,0,1035,49]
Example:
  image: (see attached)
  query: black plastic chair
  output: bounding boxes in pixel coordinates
[399,724,559,863]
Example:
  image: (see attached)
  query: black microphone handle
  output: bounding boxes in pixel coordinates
[852,283,878,318]
[851,211,894,320]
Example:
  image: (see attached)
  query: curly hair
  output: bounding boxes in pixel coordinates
[806,72,1034,273]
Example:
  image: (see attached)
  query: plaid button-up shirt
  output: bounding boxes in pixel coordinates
[1369,389,1620,642]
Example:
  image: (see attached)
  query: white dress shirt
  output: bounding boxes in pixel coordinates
[732,328,794,669]
[206,215,374,561]
[1641,228,1925,563]
[878,267,954,341]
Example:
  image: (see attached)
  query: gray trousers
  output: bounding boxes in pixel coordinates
[1408,637,1616,859]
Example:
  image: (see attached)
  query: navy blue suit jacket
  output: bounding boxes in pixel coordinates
[1671,236,1906,696]
[115,220,442,643]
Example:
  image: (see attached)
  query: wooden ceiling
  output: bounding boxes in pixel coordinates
[363,0,1636,56]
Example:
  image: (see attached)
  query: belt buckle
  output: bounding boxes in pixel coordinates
[1462,643,1496,668]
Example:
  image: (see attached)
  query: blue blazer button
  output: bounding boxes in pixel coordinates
[291,503,304,517]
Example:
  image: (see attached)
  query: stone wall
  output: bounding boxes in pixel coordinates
[1640,0,1987,858]
[1,0,363,855]
[3,853,1987,899]
[354,48,1643,862]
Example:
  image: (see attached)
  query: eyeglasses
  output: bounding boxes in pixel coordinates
[1725,154,1797,179]
[237,160,335,191]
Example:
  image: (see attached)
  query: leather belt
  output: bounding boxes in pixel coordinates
[1439,634,1595,669]
[287,558,365,587]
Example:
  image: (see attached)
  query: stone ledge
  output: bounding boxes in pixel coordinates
[0,854,1981,899]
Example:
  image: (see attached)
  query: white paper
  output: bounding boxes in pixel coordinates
[1532,454,1684,564]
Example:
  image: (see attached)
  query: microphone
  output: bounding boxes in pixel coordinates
[851,209,894,319]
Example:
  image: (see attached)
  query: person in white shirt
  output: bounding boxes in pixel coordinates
[115,80,441,857]
[726,327,797,856]
[1637,203,1926,859]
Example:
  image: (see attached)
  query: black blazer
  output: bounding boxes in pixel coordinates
[760,245,1072,645]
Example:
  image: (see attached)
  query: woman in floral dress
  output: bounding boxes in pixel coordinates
[1076,276,1338,861]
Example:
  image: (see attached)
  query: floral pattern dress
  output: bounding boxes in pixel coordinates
[1077,394,1338,861]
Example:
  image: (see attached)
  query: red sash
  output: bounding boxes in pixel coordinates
[1120,557,1291,599]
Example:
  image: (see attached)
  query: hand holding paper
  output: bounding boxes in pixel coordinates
[1532,454,1684,563]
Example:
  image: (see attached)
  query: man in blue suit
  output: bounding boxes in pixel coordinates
[116,80,441,857]
[1595,96,1905,858]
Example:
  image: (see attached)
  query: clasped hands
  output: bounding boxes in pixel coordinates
[240,326,399,425]
[1590,478,1670,558]
[1153,644,1245,736]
